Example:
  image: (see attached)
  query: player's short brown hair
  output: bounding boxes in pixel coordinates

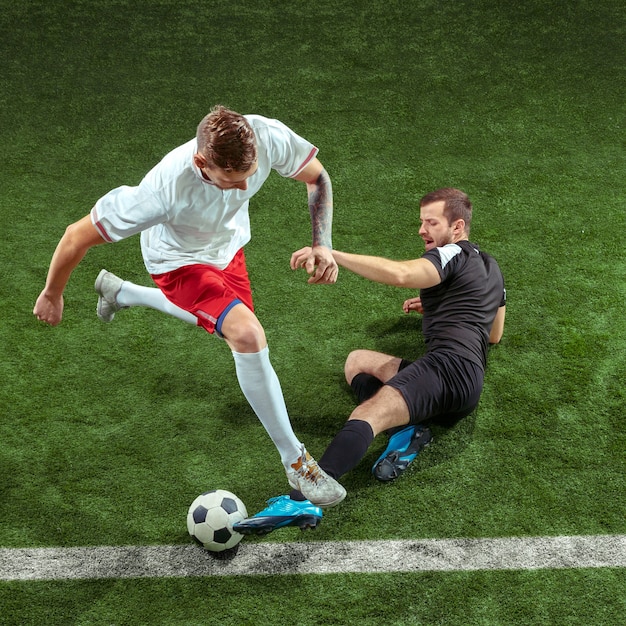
[420,187,472,234]
[196,105,257,172]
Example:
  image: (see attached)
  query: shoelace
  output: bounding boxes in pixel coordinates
[300,459,322,484]
[266,496,285,509]
[294,447,325,484]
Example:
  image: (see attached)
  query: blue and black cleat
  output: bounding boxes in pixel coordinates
[372,425,432,482]
[233,496,322,536]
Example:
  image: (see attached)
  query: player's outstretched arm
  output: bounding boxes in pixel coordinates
[331,250,441,290]
[33,215,106,326]
[292,247,441,289]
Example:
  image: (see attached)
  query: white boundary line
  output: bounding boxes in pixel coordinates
[2,535,626,581]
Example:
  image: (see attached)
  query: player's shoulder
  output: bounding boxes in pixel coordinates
[462,240,500,263]
[426,241,500,273]
[245,114,295,138]
[245,113,280,126]
[151,137,196,170]
[470,243,504,282]
[143,138,197,189]
[424,242,463,269]
[472,243,501,268]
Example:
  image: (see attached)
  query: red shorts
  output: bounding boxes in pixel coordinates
[151,249,254,334]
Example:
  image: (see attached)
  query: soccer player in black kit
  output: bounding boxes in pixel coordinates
[236,187,506,534]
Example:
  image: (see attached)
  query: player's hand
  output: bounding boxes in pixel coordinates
[33,292,64,326]
[291,245,338,284]
[403,296,423,314]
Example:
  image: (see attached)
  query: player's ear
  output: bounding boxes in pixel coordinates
[193,153,208,169]
[453,219,465,235]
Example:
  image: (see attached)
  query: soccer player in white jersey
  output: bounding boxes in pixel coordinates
[34,105,346,519]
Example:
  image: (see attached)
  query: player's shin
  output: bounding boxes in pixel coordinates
[232,347,301,466]
[318,419,374,479]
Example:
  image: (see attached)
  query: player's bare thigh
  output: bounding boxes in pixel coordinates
[344,349,404,385]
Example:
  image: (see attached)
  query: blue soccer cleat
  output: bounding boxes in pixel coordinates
[372,425,432,482]
[232,496,323,536]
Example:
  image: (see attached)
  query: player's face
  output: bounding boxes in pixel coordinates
[195,156,258,190]
[418,201,455,251]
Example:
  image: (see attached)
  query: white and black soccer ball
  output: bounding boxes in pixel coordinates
[187,489,247,553]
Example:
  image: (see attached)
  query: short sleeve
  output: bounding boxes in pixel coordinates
[246,115,319,179]
[91,184,167,242]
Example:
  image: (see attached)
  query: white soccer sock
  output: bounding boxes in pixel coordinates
[116,282,198,325]
[232,347,302,468]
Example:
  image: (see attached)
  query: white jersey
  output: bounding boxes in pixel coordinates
[91,115,318,274]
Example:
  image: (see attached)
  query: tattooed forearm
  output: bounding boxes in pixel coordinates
[307,168,333,249]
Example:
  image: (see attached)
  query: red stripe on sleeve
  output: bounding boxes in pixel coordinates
[291,146,319,178]
[90,209,114,243]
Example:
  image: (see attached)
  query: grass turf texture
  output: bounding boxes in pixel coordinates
[1,0,625,623]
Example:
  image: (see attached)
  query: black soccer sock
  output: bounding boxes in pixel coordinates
[350,373,383,404]
[318,419,374,479]
[290,489,307,501]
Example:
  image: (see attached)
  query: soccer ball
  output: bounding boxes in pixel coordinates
[187,489,248,554]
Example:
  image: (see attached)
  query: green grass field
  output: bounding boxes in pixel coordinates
[1,0,625,623]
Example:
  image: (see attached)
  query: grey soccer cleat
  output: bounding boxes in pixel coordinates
[286,446,347,508]
[95,269,126,322]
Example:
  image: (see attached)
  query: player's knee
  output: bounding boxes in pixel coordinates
[224,320,266,353]
[348,403,387,437]
[344,349,367,384]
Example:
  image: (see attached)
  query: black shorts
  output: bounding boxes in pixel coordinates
[386,351,484,424]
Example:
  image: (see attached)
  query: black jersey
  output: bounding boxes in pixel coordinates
[420,240,505,368]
